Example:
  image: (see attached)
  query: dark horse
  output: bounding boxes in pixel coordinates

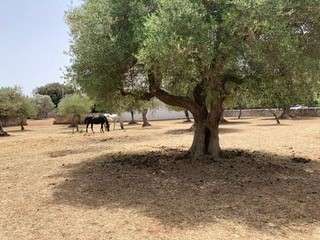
[84,115,110,133]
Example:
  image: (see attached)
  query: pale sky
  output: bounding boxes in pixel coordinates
[0,0,82,95]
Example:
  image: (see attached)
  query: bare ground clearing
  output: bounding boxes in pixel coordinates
[1,118,320,240]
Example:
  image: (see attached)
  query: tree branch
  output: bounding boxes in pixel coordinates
[147,70,199,112]
[119,88,154,101]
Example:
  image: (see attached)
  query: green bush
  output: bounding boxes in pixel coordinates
[58,94,92,131]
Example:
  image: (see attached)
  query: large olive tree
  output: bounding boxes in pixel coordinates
[66,0,320,159]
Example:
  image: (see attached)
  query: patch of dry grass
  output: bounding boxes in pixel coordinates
[0,118,320,240]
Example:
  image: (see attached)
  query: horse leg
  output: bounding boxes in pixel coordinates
[105,121,110,132]
[91,123,94,133]
[86,123,89,133]
[101,123,104,133]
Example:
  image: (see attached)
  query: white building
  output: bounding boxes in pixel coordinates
[120,102,190,121]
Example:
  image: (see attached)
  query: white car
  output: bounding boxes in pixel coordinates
[290,105,308,110]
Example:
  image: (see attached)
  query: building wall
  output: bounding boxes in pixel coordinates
[120,107,189,121]
[121,107,320,121]
[53,106,320,125]
[224,108,320,118]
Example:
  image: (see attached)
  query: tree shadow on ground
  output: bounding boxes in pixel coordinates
[164,128,193,135]
[47,148,101,158]
[173,119,250,125]
[7,129,33,133]
[259,117,318,122]
[228,117,255,120]
[165,128,242,135]
[256,124,290,127]
[134,126,163,130]
[221,120,251,125]
[51,148,320,232]
[176,120,193,124]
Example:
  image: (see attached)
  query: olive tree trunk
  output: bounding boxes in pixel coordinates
[190,122,220,159]
[128,110,138,125]
[184,110,192,122]
[147,70,223,160]
[142,109,151,127]
[189,99,223,159]
[219,107,228,124]
[279,107,294,119]
[220,117,228,124]
[20,119,25,131]
[238,108,242,119]
[269,110,281,124]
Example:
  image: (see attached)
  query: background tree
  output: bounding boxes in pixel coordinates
[124,97,143,125]
[121,97,159,127]
[136,98,159,127]
[251,76,318,124]
[31,94,55,119]
[34,83,75,107]
[91,94,140,124]
[99,94,158,127]
[15,97,36,131]
[167,105,192,123]
[67,0,320,159]
[0,87,14,136]
[57,94,92,132]
[244,28,320,124]
[0,87,36,132]
[316,93,320,107]
[225,84,257,119]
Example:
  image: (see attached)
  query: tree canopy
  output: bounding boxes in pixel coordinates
[32,94,55,119]
[0,87,36,131]
[58,94,92,118]
[34,82,75,107]
[67,0,320,158]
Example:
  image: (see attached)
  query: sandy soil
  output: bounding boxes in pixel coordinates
[0,117,320,240]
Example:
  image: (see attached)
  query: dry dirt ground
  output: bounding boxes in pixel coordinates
[1,117,320,240]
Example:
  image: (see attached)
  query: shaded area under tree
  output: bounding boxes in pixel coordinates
[51,148,320,232]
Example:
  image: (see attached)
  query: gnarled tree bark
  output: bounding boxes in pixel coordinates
[142,68,225,160]
[128,110,138,125]
[279,107,294,119]
[189,101,223,159]
[142,109,151,127]
[220,117,228,124]
[184,110,192,122]
[238,108,242,119]
[20,120,25,131]
[269,109,281,124]
[189,121,221,159]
